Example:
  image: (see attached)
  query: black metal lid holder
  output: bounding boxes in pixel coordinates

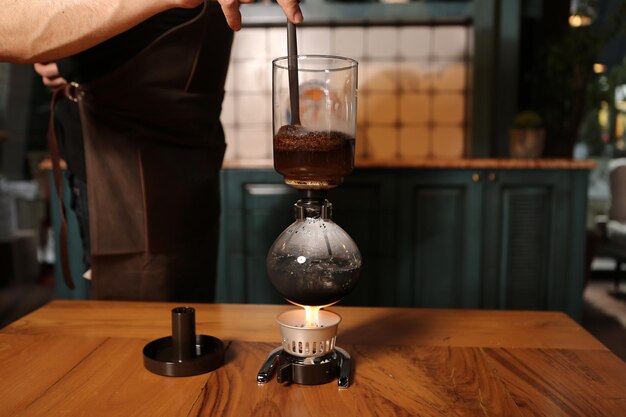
[143,307,224,377]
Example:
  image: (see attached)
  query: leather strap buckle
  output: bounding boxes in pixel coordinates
[64,81,82,102]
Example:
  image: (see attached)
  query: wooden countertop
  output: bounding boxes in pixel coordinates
[2,301,625,416]
[41,158,594,171]
[223,158,596,170]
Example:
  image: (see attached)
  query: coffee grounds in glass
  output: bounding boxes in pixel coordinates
[274,125,355,190]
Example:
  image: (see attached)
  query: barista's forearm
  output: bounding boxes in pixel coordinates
[0,0,200,63]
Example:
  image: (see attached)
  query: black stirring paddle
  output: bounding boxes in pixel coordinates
[287,20,301,126]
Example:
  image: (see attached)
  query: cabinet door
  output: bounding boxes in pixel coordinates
[50,171,90,300]
[482,170,571,312]
[398,170,483,308]
[218,169,296,303]
[328,170,396,306]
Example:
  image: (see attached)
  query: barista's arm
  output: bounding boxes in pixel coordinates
[1,0,202,63]
[1,0,303,64]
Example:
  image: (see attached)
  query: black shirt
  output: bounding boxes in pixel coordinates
[55,7,201,181]
[57,8,201,83]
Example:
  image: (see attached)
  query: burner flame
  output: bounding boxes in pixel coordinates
[287,300,335,327]
[304,305,321,328]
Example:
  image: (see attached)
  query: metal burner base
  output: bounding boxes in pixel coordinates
[257,346,352,388]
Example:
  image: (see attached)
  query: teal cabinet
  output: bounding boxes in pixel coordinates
[49,171,90,300]
[481,170,587,318]
[217,170,295,304]
[326,172,397,306]
[218,167,588,320]
[397,170,483,308]
[395,168,587,319]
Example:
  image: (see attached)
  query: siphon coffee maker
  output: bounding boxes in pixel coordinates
[257,53,362,388]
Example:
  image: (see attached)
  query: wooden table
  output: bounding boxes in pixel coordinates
[1,301,625,416]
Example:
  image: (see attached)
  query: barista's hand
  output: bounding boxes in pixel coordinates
[33,62,67,89]
[218,0,302,31]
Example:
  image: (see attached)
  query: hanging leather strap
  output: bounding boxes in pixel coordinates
[47,86,75,289]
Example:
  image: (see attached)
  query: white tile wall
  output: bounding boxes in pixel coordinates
[268,27,287,58]
[355,128,367,158]
[235,60,268,93]
[356,93,367,126]
[432,93,465,124]
[433,27,467,59]
[299,27,332,55]
[223,127,238,161]
[366,27,398,59]
[236,125,272,159]
[432,61,466,91]
[334,27,366,59]
[224,60,236,92]
[363,62,398,92]
[399,127,430,158]
[367,127,398,159]
[432,127,465,158]
[400,93,430,124]
[237,94,269,124]
[220,93,236,125]
[233,28,268,60]
[399,61,431,91]
[367,93,398,124]
[222,24,471,162]
[399,27,431,59]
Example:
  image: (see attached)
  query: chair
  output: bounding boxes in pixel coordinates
[596,158,626,290]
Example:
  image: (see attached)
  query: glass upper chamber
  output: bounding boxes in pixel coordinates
[272,55,358,190]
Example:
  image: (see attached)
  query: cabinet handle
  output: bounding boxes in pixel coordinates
[472,172,481,183]
[245,184,293,195]
[488,172,497,182]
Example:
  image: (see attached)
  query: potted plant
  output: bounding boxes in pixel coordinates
[509,110,545,158]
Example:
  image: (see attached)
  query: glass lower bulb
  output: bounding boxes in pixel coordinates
[266,200,362,307]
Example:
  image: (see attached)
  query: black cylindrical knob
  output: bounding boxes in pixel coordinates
[171,307,196,361]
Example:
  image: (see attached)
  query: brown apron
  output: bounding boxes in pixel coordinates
[69,2,232,301]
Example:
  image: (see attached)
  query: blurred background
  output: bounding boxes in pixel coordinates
[0,0,625,359]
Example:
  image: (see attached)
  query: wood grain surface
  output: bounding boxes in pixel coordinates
[222,158,596,170]
[1,301,625,417]
[0,334,105,417]
[192,343,626,417]
[3,300,605,349]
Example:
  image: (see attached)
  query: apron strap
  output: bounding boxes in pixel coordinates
[47,87,75,290]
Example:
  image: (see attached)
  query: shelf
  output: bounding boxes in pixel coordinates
[241,0,474,26]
